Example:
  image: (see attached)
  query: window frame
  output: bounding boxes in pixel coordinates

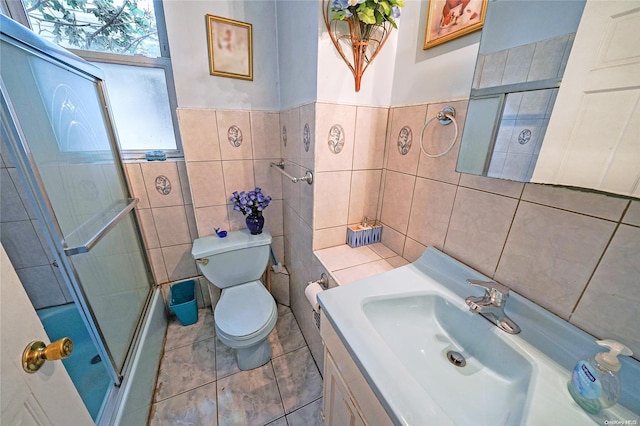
[1,0,183,159]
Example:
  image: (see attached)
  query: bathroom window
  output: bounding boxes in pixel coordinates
[11,0,182,157]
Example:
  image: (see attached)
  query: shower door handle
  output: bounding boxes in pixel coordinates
[64,198,138,256]
[22,337,73,373]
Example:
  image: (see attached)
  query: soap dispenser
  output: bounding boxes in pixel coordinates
[567,339,633,414]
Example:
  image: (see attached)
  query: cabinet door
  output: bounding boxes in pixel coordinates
[323,350,366,426]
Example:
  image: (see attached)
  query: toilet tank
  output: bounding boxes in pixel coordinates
[191,229,272,289]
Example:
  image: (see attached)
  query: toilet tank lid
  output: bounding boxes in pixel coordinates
[191,228,272,259]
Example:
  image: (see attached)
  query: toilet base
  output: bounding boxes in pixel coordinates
[236,339,272,370]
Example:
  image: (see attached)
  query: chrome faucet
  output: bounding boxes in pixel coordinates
[465,279,521,334]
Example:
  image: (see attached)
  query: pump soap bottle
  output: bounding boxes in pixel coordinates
[567,339,633,414]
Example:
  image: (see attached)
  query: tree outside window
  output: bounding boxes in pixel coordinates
[23,0,160,57]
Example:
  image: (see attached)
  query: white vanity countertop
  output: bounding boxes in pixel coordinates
[318,247,640,425]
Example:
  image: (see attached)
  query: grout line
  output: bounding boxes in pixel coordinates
[569,203,629,317]
[491,194,522,280]
[268,360,288,422]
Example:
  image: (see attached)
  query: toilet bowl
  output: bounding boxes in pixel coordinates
[191,228,276,370]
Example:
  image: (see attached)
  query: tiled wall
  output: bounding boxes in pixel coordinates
[377,99,640,357]
[166,108,285,306]
[124,160,196,283]
[279,103,323,368]
[312,103,388,249]
[472,33,574,181]
[0,149,72,309]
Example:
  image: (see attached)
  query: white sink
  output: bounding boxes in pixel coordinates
[318,247,640,425]
[362,294,532,425]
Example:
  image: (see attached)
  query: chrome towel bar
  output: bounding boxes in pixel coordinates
[270,160,313,185]
[64,198,138,256]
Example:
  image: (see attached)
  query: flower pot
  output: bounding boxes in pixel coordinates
[245,213,265,235]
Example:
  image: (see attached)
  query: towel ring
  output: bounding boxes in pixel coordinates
[420,106,458,158]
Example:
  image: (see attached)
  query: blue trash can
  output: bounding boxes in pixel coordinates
[169,279,198,326]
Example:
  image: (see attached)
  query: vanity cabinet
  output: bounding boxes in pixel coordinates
[323,351,366,426]
[320,313,393,426]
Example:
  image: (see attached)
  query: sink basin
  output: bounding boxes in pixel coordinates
[363,294,533,425]
[318,247,640,425]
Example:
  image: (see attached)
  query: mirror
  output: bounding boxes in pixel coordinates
[456,0,586,182]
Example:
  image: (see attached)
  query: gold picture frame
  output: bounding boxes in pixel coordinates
[206,14,253,80]
[423,0,487,50]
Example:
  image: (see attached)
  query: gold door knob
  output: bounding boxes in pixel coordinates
[22,337,73,373]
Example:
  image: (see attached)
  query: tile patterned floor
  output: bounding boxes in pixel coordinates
[149,305,324,426]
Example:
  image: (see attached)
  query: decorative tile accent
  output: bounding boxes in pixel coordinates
[227,125,243,147]
[282,125,287,147]
[327,124,344,154]
[397,126,412,155]
[303,123,310,152]
[154,175,171,195]
[518,129,532,145]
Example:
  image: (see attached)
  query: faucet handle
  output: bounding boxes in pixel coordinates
[466,279,510,304]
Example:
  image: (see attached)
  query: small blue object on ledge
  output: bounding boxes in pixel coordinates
[346,219,383,248]
[145,150,166,161]
[214,228,227,238]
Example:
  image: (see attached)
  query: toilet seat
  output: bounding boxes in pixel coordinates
[215,280,277,346]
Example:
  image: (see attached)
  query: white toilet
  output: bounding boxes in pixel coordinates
[191,228,277,370]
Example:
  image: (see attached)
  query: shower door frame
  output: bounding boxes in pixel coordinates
[0,18,156,390]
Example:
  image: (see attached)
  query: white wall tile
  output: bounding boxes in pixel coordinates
[315,103,356,172]
[313,171,351,229]
[312,226,346,251]
[571,225,640,356]
[479,50,507,88]
[623,201,640,226]
[177,108,221,162]
[162,244,197,282]
[250,111,281,160]
[186,161,226,208]
[152,206,191,247]
[222,160,255,197]
[385,105,427,175]
[380,170,415,234]
[136,209,160,249]
[124,162,150,209]
[444,187,518,277]
[348,170,382,225]
[194,205,230,238]
[299,103,316,170]
[522,184,629,221]
[216,110,253,161]
[407,178,457,251]
[495,202,616,319]
[353,106,388,170]
[140,161,184,208]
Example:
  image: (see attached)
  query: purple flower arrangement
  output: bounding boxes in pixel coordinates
[230,187,272,216]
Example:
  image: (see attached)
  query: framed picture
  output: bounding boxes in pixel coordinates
[423,0,488,50]
[206,14,253,80]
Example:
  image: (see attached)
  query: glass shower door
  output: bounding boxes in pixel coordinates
[1,26,152,376]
